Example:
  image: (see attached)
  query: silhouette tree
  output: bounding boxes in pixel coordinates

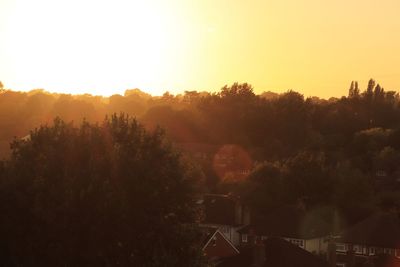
[220,82,255,99]
[354,81,359,96]
[348,81,354,97]
[366,79,376,96]
[348,81,360,98]
[373,84,385,102]
[0,114,205,266]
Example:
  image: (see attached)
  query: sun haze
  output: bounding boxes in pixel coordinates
[1,0,400,97]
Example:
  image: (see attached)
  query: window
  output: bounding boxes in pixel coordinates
[369,247,376,255]
[353,245,363,254]
[211,237,217,247]
[242,234,248,243]
[383,248,391,255]
[336,243,347,252]
[287,238,304,248]
[336,263,346,267]
[221,226,230,234]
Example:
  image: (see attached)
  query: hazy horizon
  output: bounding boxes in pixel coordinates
[1,0,400,98]
[0,80,391,100]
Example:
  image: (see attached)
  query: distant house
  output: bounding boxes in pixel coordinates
[200,194,250,246]
[201,226,240,263]
[217,237,329,267]
[335,212,400,266]
[237,205,330,255]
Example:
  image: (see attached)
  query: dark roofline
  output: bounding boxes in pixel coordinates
[263,237,330,267]
[339,212,400,248]
[238,205,330,239]
[202,228,240,254]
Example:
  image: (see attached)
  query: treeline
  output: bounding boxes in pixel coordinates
[2,80,400,226]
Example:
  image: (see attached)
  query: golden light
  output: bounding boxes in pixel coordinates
[2,0,190,96]
[2,0,400,97]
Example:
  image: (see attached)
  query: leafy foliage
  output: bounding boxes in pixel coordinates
[0,114,205,266]
[2,79,400,232]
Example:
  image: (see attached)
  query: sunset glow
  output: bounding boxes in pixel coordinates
[1,0,400,97]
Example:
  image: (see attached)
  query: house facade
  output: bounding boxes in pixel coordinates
[200,194,250,246]
[237,205,330,255]
[334,212,400,267]
[201,227,240,263]
[238,226,329,255]
[217,237,329,267]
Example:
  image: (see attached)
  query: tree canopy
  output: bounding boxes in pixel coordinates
[1,80,400,233]
[0,114,205,266]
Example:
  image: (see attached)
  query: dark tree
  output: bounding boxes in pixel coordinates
[354,81,359,96]
[241,161,286,216]
[366,79,376,96]
[348,81,360,98]
[348,81,355,98]
[0,114,205,266]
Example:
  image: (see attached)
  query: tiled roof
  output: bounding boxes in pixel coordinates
[200,226,219,248]
[203,194,237,225]
[263,237,329,267]
[239,205,330,239]
[217,238,329,267]
[339,212,400,248]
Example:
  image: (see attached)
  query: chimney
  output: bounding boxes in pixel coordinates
[253,243,266,267]
[327,239,336,267]
[235,201,243,225]
[346,248,356,267]
[243,206,251,225]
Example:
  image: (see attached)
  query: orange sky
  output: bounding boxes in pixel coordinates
[1,0,400,98]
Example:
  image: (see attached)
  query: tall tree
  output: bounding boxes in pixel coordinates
[354,81,359,96]
[0,114,205,266]
[373,84,384,101]
[366,79,376,95]
[348,81,360,98]
[348,81,355,98]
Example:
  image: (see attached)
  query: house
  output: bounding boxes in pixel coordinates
[201,226,240,263]
[334,212,400,267]
[217,237,330,267]
[372,254,400,267]
[200,194,250,246]
[237,205,330,255]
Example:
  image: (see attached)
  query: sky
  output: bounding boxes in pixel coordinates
[1,0,400,98]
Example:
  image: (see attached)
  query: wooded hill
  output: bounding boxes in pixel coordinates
[1,79,400,226]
